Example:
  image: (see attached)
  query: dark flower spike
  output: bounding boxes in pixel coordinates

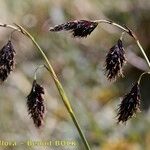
[105,39,126,80]
[49,20,98,38]
[117,82,141,123]
[27,80,46,128]
[0,40,16,82]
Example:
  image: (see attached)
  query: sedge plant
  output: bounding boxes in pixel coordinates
[0,18,149,150]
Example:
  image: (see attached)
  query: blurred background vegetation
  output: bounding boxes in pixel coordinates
[0,0,150,149]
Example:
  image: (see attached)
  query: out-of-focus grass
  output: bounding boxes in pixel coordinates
[0,0,150,150]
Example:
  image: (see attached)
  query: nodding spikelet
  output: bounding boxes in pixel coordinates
[117,83,141,123]
[27,80,46,128]
[105,39,126,80]
[49,20,98,38]
[0,40,16,82]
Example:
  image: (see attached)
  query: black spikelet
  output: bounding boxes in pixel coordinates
[49,20,98,38]
[27,80,46,128]
[117,83,141,123]
[105,39,126,80]
[0,40,16,82]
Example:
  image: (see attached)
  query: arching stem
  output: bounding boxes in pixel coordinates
[0,22,91,150]
[94,19,150,69]
[138,72,150,85]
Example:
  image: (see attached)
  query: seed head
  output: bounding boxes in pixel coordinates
[0,40,16,82]
[105,39,126,80]
[27,80,46,128]
[49,20,98,38]
[117,83,141,123]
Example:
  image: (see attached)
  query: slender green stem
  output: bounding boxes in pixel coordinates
[138,72,150,84]
[34,65,45,80]
[0,23,91,150]
[136,40,150,69]
[94,19,150,70]
[120,32,125,41]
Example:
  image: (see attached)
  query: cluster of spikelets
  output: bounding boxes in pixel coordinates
[0,40,16,82]
[0,40,46,128]
[50,19,141,124]
[27,80,46,128]
[0,19,142,128]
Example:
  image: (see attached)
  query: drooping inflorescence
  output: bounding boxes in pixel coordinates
[105,39,126,80]
[117,82,141,123]
[49,19,147,124]
[50,20,127,81]
[0,19,147,128]
[0,40,16,82]
[27,80,46,128]
[49,20,98,38]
